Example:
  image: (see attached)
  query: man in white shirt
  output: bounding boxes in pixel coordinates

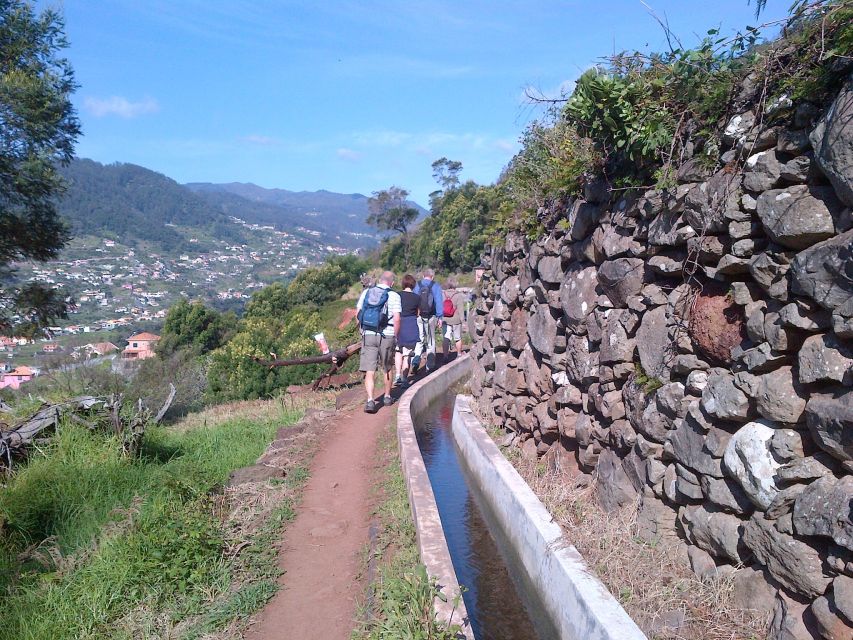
[356,270,401,413]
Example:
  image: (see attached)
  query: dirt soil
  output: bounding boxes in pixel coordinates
[243,390,393,640]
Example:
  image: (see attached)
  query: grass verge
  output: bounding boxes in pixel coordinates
[0,396,324,640]
[486,420,768,640]
[353,420,463,640]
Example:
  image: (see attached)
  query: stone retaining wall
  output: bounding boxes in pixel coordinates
[468,73,853,639]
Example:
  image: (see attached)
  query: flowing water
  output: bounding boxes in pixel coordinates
[415,391,558,640]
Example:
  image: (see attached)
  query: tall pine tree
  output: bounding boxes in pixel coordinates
[0,0,80,335]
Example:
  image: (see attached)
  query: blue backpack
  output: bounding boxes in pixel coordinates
[358,287,389,333]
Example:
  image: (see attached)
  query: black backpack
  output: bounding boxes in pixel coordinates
[419,283,436,318]
[358,287,389,333]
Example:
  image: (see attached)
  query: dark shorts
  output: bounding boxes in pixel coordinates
[359,333,396,372]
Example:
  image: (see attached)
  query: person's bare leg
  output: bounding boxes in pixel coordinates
[394,351,403,381]
[455,339,463,356]
[364,370,375,402]
[383,367,393,398]
[442,325,450,358]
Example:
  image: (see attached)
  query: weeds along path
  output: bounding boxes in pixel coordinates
[244,391,389,640]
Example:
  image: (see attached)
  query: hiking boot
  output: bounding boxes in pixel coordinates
[365,399,376,413]
[394,376,404,386]
[383,395,395,407]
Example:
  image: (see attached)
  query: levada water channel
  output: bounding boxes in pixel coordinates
[414,389,559,640]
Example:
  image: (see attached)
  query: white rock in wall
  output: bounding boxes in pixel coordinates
[723,420,782,510]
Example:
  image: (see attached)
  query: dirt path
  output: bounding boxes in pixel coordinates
[244,392,391,640]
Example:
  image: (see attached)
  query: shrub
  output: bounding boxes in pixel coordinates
[157,299,236,357]
[206,311,325,402]
[564,68,675,173]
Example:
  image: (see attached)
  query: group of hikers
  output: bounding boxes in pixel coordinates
[355,268,466,413]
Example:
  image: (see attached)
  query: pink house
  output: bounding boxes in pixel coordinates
[0,366,34,390]
[122,332,160,360]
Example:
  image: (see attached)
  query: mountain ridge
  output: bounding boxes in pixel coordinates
[185,181,428,237]
[56,159,381,255]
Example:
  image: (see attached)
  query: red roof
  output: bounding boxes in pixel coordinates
[7,366,33,376]
[127,332,160,342]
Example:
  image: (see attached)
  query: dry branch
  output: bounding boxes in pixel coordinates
[153,383,177,425]
[252,342,362,390]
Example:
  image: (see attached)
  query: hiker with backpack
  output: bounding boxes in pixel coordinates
[412,268,443,373]
[356,271,401,413]
[441,278,466,361]
[394,274,421,387]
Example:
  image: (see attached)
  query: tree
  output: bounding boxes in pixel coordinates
[431,157,463,192]
[157,298,236,356]
[244,281,290,320]
[0,1,80,335]
[367,186,419,267]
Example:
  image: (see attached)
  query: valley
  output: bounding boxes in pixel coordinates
[2,158,382,369]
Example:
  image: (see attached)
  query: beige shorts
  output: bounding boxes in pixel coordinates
[444,323,462,341]
[359,333,396,372]
[396,344,416,357]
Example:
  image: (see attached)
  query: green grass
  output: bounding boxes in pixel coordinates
[633,362,663,395]
[0,403,304,640]
[354,422,463,640]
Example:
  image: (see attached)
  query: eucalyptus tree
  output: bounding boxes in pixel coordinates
[367,186,419,268]
[0,0,80,335]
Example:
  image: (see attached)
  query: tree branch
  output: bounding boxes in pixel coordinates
[253,342,363,392]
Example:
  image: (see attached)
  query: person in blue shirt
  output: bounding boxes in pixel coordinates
[412,268,443,373]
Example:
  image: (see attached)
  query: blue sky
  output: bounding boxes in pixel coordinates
[49,0,790,206]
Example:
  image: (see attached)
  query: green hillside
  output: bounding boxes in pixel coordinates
[56,159,378,256]
[56,159,247,254]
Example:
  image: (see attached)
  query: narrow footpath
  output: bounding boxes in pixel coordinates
[243,390,393,640]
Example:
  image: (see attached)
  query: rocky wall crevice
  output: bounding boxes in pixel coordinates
[469,73,853,639]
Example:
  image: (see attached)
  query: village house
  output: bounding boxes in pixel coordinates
[122,332,160,360]
[86,342,119,358]
[0,366,35,390]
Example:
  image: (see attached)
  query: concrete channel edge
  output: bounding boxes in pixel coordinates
[452,392,648,640]
[397,355,475,639]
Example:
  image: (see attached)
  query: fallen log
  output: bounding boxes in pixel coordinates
[0,397,106,468]
[253,342,361,390]
[0,390,173,470]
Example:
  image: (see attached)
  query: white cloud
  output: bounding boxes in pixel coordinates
[351,130,412,147]
[336,53,476,79]
[493,138,516,152]
[240,134,279,145]
[350,129,493,151]
[83,95,160,118]
[336,147,363,161]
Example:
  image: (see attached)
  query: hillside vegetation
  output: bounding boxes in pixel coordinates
[376,1,852,274]
[0,398,309,640]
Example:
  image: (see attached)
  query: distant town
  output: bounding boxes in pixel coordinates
[1,214,357,383]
